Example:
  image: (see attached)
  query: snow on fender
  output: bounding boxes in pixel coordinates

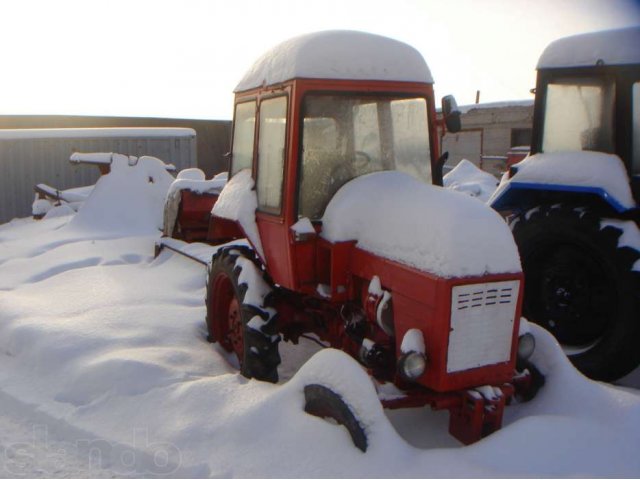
[212,169,265,260]
[489,151,636,212]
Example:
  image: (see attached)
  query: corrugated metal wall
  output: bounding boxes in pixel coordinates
[0,115,232,177]
[0,133,196,224]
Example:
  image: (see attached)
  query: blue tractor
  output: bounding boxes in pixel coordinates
[490,27,640,381]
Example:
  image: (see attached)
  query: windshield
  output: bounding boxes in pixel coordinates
[298,94,431,219]
[542,77,615,154]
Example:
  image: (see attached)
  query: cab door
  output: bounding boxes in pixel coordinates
[254,94,297,289]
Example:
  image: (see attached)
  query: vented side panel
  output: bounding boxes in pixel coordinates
[447,280,519,373]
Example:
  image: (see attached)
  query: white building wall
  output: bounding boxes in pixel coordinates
[441,101,534,176]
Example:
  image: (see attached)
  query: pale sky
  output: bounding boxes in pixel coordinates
[1,0,639,120]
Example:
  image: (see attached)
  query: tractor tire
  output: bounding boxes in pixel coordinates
[509,205,640,381]
[304,384,368,452]
[206,247,281,382]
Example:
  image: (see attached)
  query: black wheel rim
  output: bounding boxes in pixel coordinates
[524,243,615,346]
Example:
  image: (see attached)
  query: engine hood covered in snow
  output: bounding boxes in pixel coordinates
[321,171,521,278]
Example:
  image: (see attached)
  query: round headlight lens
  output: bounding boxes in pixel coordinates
[399,352,427,380]
[517,332,536,360]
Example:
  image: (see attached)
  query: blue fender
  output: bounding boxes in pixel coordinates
[490,181,635,214]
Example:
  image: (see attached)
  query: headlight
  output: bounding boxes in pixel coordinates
[517,333,535,360]
[398,352,427,381]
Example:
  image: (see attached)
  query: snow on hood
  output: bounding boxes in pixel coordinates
[443,159,499,203]
[489,151,635,210]
[211,169,265,260]
[321,171,521,278]
[68,154,174,235]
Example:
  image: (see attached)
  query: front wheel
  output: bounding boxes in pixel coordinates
[206,247,280,382]
[510,205,640,381]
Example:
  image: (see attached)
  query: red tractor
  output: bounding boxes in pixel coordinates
[159,30,541,449]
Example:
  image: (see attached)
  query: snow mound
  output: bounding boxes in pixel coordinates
[443,159,499,202]
[321,171,521,277]
[212,169,264,259]
[484,322,640,477]
[490,151,635,210]
[0,216,639,476]
[69,154,174,235]
[288,349,386,431]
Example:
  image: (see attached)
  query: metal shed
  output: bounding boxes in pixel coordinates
[0,127,196,224]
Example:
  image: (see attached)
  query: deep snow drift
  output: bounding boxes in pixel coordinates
[0,161,639,477]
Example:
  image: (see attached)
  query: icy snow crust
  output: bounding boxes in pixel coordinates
[235,30,433,92]
[0,164,639,476]
[322,171,521,277]
[490,151,636,210]
[538,26,640,69]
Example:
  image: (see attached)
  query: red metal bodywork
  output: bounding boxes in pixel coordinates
[166,74,529,444]
[232,79,440,292]
[175,190,219,241]
[506,147,530,169]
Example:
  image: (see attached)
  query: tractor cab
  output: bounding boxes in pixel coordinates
[494,26,640,211]
[226,30,453,292]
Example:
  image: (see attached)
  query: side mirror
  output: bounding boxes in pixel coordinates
[442,95,461,133]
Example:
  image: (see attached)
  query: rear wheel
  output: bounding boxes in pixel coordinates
[206,247,280,382]
[510,205,640,381]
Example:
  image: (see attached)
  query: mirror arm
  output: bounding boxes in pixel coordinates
[433,151,449,187]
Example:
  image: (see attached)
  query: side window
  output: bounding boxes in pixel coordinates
[257,96,287,214]
[231,101,256,175]
[633,82,640,175]
[390,98,431,182]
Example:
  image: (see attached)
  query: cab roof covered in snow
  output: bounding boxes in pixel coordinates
[537,26,640,69]
[234,30,433,92]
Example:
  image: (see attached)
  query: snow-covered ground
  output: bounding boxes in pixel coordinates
[0,161,639,477]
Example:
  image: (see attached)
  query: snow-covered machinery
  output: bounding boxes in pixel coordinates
[158,31,541,447]
[490,27,640,381]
